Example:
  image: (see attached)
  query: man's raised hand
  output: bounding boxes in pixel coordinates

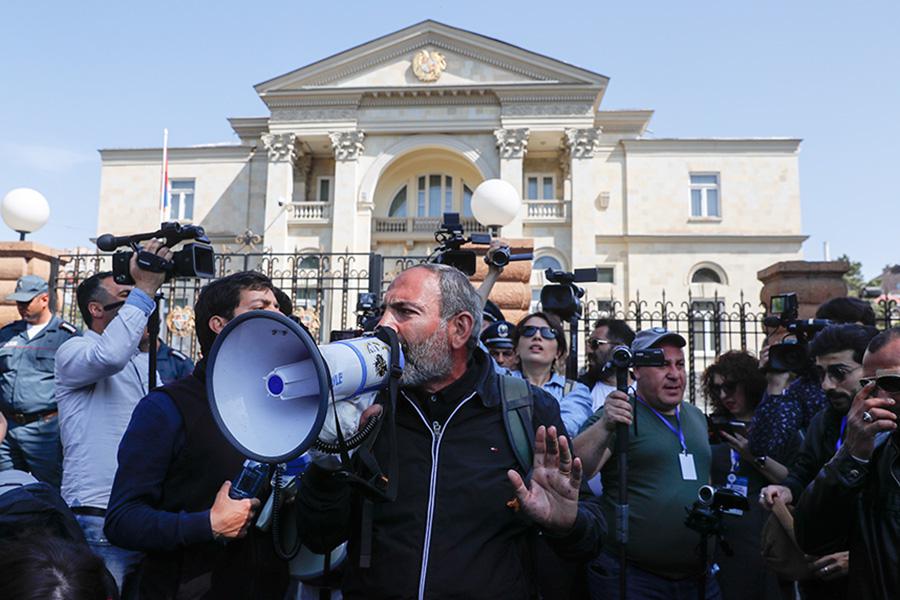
[507,425,581,535]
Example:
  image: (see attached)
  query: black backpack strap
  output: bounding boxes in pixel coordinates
[500,375,534,474]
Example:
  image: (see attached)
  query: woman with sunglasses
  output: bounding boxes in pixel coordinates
[510,312,593,439]
[703,351,789,600]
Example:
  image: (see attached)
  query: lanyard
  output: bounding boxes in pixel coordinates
[636,396,687,453]
[729,449,741,474]
[836,415,848,452]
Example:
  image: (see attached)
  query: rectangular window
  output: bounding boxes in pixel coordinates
[462,184,473,217]
[690,300,721,355]
[596,267,614,284]
[417,176,426,217]
[429,174,442,216]
[524,173,556,200]
[316,177,333,203]
[444,176,453,213]
[689,173,720,218]
[169,179,195,221]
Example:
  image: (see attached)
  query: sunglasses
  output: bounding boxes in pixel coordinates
[588,338,611,350]
[814,364,861,383]
[521,325,557,340]
[102,300,126,312]
[860,373,900,394]
[709,381,739,398]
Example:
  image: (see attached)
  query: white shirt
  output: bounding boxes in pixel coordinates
[56,291,158,509]
[25,320,49,340]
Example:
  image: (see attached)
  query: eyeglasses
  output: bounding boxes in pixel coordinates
[709,381,739,399]
[814,364,861,383]
[860,373,900,394]
[521,325,557,340]
[588,338,611,350]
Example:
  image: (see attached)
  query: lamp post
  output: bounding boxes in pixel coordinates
[470,179,521,237]
[2,188,50,241]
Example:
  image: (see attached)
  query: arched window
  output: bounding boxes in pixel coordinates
[691,267,723,284]
[388,186,407,217]
[533,255,563,272]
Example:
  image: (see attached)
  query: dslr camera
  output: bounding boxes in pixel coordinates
[97,222,215,285]
[763,293,831,372]
[430,213,531,276]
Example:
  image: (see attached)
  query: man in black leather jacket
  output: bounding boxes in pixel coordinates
[296,263,603,599]
[795,327,900,599]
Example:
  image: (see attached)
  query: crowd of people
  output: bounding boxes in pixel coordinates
[0,243,897,600]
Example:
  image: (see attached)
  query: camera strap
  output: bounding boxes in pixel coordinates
[136,249,174,273]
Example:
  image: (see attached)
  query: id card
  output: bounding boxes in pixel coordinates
[724,474,749,515]
[679,452,697,481]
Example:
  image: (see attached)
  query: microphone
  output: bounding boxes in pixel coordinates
[96,233,123,252]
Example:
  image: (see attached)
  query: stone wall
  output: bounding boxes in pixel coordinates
[0,242,66,327]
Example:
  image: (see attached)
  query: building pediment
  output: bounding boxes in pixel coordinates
[255,20,608,106]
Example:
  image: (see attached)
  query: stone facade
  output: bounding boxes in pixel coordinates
[96,20,806,315]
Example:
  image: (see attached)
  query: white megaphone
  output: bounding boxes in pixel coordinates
[206,310,399,463]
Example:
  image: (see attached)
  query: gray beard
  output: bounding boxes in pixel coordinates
[400,324,454,388]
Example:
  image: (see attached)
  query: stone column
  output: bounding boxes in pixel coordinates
[0,242,66,327]
[494,128,528,237]
[261,132,297,253]
[565,128,602,269]
[327,130,365,334]
[758,261,850,318]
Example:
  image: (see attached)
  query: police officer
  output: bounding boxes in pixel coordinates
[156,341,194,385]
[481,319,517,370]
[0,275,78,488]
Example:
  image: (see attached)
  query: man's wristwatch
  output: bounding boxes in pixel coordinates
[753,456,768,469]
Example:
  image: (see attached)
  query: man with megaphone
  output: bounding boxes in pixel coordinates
[104,271,290,599]
[295,263,603,600]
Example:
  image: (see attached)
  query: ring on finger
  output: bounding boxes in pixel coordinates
[862,411,874,423]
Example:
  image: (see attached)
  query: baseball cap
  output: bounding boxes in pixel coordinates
[6,275,49,302]
[482,300,505,324]
[631,327,686,352]
[481,320,515,349]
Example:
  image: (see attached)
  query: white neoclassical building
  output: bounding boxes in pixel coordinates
[97,20,806,312]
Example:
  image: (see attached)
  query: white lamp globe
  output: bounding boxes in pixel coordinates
[471,179,520,228]
[2,188,50,239]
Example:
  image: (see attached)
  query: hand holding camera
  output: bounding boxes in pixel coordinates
[129,239,172,297]
[844,380,898,460]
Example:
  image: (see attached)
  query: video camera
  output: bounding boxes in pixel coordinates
[329,292,383,342]
[430,212,531,276]
[610,344,667,370]
[97,222,215,285]
[540,268,602,322]
[762,293,831,372]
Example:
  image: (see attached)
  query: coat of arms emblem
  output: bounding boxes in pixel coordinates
[412,50,446,82]
[165,306,196,337]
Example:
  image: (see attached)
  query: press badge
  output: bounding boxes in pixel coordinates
[679,452,697,480]
[724,473,749,515]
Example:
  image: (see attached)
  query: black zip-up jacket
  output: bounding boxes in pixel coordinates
[783,405,847,501]
[296,348,604,600]
[795,433,900,599]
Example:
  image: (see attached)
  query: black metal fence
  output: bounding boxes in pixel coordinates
[51,250,899,410]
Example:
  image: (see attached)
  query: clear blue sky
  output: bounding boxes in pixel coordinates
[1,1,896,280]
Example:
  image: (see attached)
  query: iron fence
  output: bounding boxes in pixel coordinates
[51,250,899,411]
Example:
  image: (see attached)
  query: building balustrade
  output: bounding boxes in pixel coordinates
[289,201,331,222]
[523,199,569,222]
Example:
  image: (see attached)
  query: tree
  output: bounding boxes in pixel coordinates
[838,254,866,295]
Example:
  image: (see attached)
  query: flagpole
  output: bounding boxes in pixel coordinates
[159,128,169,223]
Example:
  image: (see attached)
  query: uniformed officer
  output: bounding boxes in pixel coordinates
[481,319,517,370]
[155,341,194,384]
[0,275,78,488]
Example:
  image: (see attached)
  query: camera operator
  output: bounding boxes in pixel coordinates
[295,264,603,600]
[509,312,593,438]
[580,319,636,411]
[749,296,877,463]
[574,328,719,599]
[104,272,289,599]
[795,327,900,600]
[54,240,171,595]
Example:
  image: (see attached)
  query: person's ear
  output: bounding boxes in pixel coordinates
[447,311,475,351]
[209,315,229,336]
[87,301,104,323]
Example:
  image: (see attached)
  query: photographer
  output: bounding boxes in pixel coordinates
[703,351,788,600]
[104,272,288,599]
[580,319,636,411]
[749,296,877,462]
[575,328,718,599]
[54,240,171,595]
[795,327,900,599]
[295,264,603,599]
[509,312,593,437]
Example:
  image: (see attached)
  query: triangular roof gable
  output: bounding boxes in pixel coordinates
[255,20,608,93]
